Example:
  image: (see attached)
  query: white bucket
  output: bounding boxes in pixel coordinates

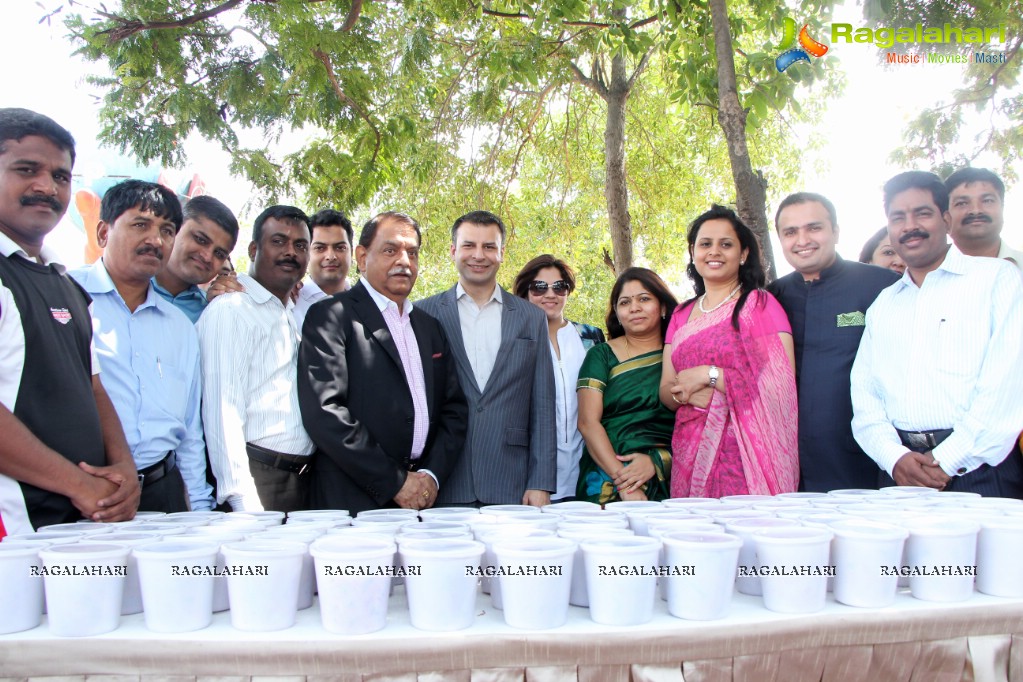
[556,526,633,607]
[133,541,219,632]
[976,516,1023,597]
[492,537,576,629]
[753,527,833,614]
[660,530,742,620]
[904,518,979,602]
[478,526,555,604]
[725,517,800,596]
[310,535,396,634]
[39,543,130,636]
[221,540,306,631]
[540,501,600,514]
[99,532,163,614]
[399,539,484,631]
[0,543,45,633]
[829,519,907,608]
[175,532,244,612]
[581,536,661,626]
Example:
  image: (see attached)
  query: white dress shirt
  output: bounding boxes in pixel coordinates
[851,246,1023,478]
[551,323,587,500]
[292,279,327,332]
[997,239,1023,277]
[455,282,503,391]
[197,272,314,510]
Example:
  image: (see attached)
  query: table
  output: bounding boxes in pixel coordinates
[1,589,1021,682]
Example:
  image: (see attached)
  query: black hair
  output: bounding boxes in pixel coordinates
[183,195,239,247]
[684,204,766,331]
[358,211,421,249]
[451,210,506,243]
[605,267,678,341]
[100,179,183,231]
[858,227,889,264]
[252,205,310,243]
[0,108,76,165]
[774,192,838,231]
[883,171,949,214]
[309,208,354,245]
[513,254,576,299]
[944,167,1005,201]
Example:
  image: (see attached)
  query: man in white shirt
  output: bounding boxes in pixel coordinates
[417,210,556,507]
[945,167,1023,272]
[851,171,1023,497]
[293,208,352,331]
[197,205,315,512]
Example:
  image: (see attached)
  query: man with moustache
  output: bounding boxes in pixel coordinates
[293,208,353,330]
[851,171,1023,497]
[417,210,556,507]
[71,180,212,512]
[198,205,315,512]
[768,192,899,492]
[0,108,139,535]
[299,212,467,513]
[152,195,240,323]
[945,167,1023,273]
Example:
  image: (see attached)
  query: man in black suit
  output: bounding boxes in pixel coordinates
[298,212,467,513]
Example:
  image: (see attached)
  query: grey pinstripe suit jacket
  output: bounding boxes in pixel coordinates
[417,285,557,504]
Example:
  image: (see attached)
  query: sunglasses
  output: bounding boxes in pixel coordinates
[528,280,571,296]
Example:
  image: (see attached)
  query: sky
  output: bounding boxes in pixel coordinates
[0,1,1019,273]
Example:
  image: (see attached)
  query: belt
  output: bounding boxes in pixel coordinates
[896,428,953,451]
[245,443,311,474]
[138,451,176,488]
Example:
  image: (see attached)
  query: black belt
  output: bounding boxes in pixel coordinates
[246,443,311,474]
[138,451,176,488]
[896,428,954,452]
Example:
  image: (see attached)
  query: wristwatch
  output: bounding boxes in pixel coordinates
[708,365,720,388]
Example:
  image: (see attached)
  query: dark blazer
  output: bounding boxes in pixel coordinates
[298,281,467,514]
[416,285,556,504]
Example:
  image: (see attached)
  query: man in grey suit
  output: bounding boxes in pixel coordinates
[417,210,556,507]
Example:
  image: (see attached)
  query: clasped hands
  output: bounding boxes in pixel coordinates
[73,460,142,522]
[394,471,438,510]
[668,366,716,409]
[892,450,950,490]
[612,453,655,501]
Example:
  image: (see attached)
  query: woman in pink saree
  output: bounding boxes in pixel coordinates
[660,205,799,497]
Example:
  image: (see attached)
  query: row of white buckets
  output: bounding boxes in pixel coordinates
[2,512,1021,635]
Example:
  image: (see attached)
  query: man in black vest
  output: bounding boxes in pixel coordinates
[0,108,140,536]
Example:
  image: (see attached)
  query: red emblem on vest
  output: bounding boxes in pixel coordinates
[50,307,72,325]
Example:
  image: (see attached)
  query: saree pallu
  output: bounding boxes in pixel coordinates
[669,290,798,498]
[576,345,674,504]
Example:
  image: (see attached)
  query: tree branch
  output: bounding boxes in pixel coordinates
[627,48,653,90]
[566,60,609,99]
[312,48,381,163]
[339,0,364,32]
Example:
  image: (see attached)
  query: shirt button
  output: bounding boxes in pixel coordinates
[956,467,967,475]
[476,406,484,413]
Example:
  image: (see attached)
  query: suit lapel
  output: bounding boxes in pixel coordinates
[439,286,481,396]
[351,282,402,370]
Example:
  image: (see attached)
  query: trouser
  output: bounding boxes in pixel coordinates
[245,443,311,513]
[138,452,188,513]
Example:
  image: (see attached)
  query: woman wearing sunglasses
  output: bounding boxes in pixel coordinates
[574,268,678,504]
[513,255,604,502]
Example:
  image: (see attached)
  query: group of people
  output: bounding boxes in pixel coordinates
[1,107,1021,537]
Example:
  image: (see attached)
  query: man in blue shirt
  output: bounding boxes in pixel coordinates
[71,180,213,512]
[152,195,239,323]
[768,192,899,492]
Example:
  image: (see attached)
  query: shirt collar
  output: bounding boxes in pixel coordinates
[151,276,207,303]
[361,277,413,316]
[455,282,503,305]
[238,271,294,309]
[77,259,162,311]
[997,239,1023,267]
[811,254,846,282]
[0,231,64,270]
[894,242,964,290]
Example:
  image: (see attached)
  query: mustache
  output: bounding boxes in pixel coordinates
[899,230,929,244]
[388,267,413,277]
[20,195,63,212]
[962,213,992,224]
[136,245,163,260]
[275,258,300,268]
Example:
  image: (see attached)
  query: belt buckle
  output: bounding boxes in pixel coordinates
[137,473,145,489]
[298,462,309,476]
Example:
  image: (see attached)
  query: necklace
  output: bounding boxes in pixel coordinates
[623,336,657,360]
[699,285,741,314]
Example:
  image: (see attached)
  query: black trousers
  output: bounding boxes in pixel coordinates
[246,444,310,513]
[138,463,188,513]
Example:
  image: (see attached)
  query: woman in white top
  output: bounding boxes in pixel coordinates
[513,255,605,502]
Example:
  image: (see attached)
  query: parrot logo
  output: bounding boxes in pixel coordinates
[775,17,829,72]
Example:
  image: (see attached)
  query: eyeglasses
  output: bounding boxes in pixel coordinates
[528,280,571,296]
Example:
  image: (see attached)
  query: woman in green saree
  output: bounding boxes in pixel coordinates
[576,268,679,504]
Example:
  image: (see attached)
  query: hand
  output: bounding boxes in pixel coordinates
[892,451,950,489]
[393,472,435,510]
[67,470,119,520]
[522,489,550,507]
[613,453,655,496]
[674,366,714,398]
[289,280,303,304]
[687,386,715,409]
[79,460,141,521]
[619,488,649,502]
[206,272,245,301]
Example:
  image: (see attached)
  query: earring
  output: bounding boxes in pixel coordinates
[740,260,745,265]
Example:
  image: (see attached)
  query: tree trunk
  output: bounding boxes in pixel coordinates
[708,0,777,280]
[604,52,634,275]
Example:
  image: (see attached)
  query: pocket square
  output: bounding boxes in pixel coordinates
[836,311,866,327]
[432,352,443,359]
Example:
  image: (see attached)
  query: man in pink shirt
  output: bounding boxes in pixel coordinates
[297,212,468,513]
